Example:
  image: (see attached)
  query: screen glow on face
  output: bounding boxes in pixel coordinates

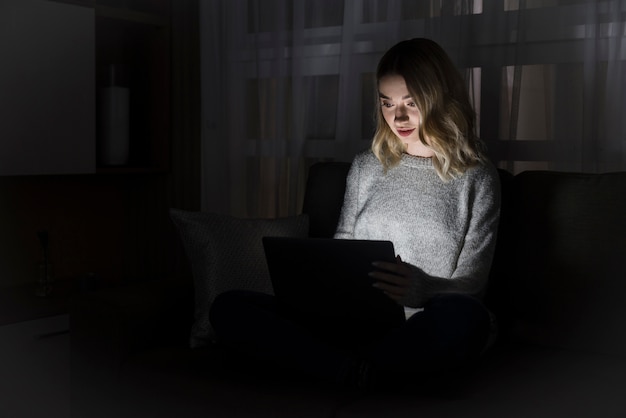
[378,74,433,157]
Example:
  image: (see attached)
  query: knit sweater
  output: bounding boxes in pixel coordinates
[334,150,501,311]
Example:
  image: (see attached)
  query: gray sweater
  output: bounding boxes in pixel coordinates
[334,150,500,310]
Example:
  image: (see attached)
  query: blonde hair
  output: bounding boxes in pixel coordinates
[371,38,486,181]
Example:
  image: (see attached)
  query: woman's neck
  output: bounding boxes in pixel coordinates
[405,141,434,158]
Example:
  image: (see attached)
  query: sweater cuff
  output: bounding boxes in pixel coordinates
[404,265,476,308]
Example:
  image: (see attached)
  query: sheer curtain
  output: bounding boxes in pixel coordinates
[200,0,626,218]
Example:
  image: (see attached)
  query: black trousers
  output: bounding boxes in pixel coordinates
[209,290,492,386]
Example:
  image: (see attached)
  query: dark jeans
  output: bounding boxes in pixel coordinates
[209,290,493,386]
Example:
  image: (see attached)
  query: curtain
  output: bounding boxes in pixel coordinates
[200,0,626,218]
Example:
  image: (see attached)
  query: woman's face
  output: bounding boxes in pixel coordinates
[378,74,434,157]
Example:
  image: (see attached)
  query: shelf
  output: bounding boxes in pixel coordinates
[95,166,169,175]
[95,0,171,174]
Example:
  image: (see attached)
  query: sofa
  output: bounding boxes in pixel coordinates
[70,162,626,418]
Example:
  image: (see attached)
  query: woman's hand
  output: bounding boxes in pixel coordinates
[368,255,414,304]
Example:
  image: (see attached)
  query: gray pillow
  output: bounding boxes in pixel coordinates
[170,209,309,348]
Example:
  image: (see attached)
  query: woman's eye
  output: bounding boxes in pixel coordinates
[381,101,393,108]
[407,102,416,107]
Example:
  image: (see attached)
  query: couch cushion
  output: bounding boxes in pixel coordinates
[493,171,626,355]
[170,209,309,347]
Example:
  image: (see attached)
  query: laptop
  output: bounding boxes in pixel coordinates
[262,237,406,339]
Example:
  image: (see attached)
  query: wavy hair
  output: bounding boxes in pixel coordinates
[371,38,486,181]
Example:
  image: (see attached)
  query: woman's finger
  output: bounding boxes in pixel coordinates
[372,260,411,277]
[368,271,409,286]
[372,279,407,298]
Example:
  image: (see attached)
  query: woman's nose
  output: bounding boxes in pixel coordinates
[395,105,408,121]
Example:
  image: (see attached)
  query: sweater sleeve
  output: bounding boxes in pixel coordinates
[452,164,501,286]
[404,164,501,308]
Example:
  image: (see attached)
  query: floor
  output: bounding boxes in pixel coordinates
[0,314,70,418]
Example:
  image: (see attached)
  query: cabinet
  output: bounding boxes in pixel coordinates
[0,0,171,176]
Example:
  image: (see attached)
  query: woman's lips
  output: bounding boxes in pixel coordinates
[396,128,415,137]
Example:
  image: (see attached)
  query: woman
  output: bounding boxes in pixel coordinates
[332,37,500,383]
[211,38,500,390]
